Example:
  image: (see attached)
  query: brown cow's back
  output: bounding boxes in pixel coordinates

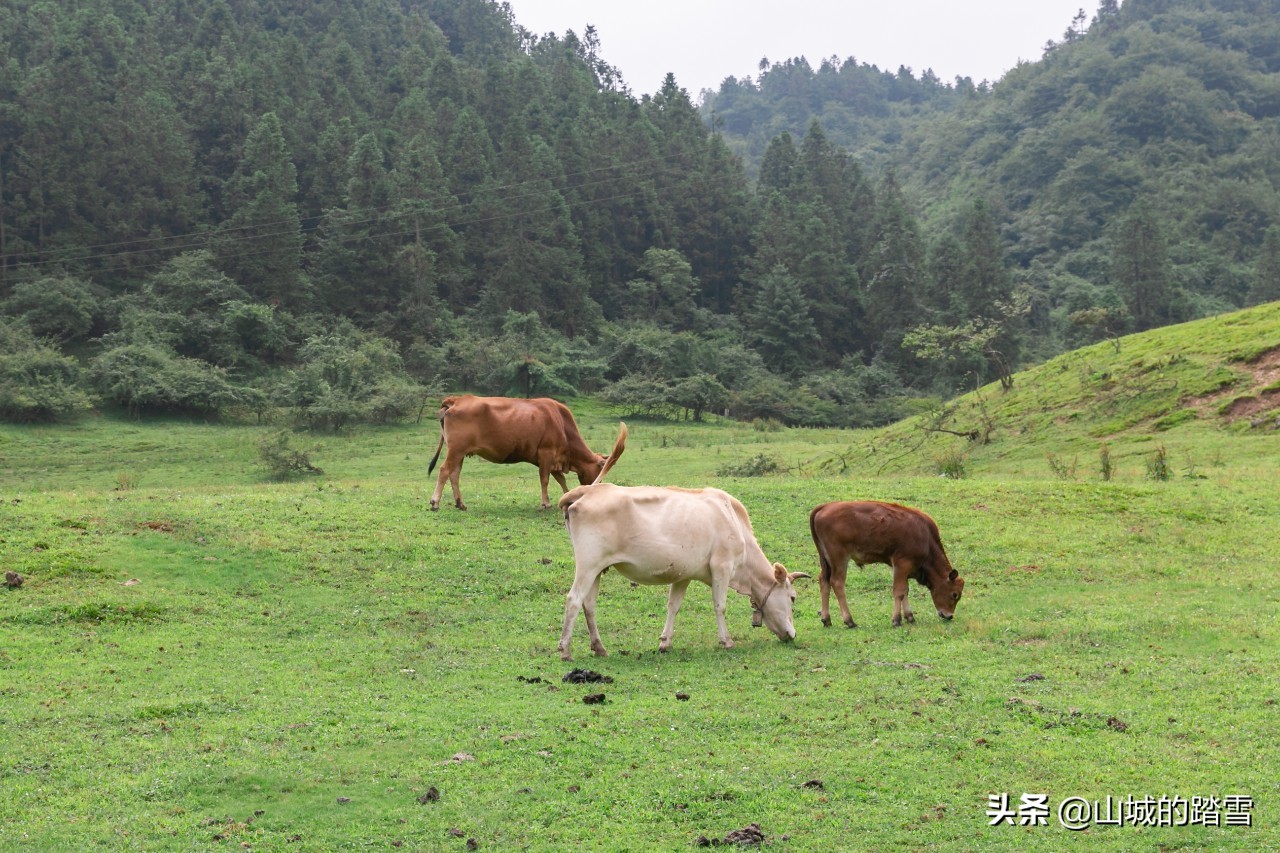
[439,395,564,466]
[811,501,946,571]
[428,395,614,511]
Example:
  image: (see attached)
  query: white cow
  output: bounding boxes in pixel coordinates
[557,483,808,659]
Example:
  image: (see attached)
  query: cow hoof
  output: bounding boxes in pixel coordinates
[844,619,857,629]
[591,645,608,657]
[456,503,467,511]
[429,503,439,512]
[820,616,831,627]
[892,617,902,627]
[720,639,735,649]
[905,613,916,624]
[559,649,573,661]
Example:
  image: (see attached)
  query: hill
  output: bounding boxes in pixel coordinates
[3,0,1280,433]
[705,0,1280,361]
[835,299,1280,478]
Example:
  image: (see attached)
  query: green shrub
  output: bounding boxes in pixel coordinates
[275,330,427,431]
[717,453,782,477]
[1146,444,1170,481]
[2,276,99,342]
[0,321,93,423]
[1046,453,1078,479]
[257,430,324,479]
[88,342,243,416]
[934,447,968,479]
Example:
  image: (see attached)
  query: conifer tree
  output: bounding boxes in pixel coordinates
[218,112,307,310]
[1249,225,1280,306]
[745,264,821,376]
[861,174,926,368]
[1110,202,1174,331]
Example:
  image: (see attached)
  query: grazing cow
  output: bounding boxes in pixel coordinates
[427,395,621,511]
[558,483,809,659]
[809,500,964,628]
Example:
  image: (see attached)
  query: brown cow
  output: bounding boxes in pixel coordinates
[428,395,622,511]
[809,500,964,627]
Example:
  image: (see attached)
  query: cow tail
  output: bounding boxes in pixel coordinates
[427,398,454,475]
[427,432,445,475]
[810,504,833,585]
[591,422,628,485]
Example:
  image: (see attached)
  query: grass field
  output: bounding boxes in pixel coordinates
[3,308,1280,849]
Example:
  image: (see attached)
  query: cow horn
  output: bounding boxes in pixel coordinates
[788,571,811,582]
[591,422,627,485]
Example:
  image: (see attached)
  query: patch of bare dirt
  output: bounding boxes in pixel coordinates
[1186,346,1280,425]
[697,823,766,847]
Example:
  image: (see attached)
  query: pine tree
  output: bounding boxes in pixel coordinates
[1111,202,1173,331]
[745,264,821,376]
[956,199,1013,319]
[758,132,799,196]
[218,113,307,310]
[861,174,926,366]
[1249,225,1280,306]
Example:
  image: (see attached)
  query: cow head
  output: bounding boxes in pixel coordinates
[927,568,965,620]
[582,423,627,486]
[752,563,810,642]
[577,454,609,486]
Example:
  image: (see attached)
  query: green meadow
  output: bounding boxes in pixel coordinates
[3,306,1280,850]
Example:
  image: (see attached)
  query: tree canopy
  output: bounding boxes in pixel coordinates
[2,0,1278,426]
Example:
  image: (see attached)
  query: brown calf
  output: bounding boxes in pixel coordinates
[809,500,965,627]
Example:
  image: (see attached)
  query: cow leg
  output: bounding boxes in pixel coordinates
[831,562,856,628]
[582,573,607,657]
[552,472,570,494]
[431,449,467,511]
[559,565,604,660]
[658,580,691,652]
[819,557,855,628]
[891,557,915,627]
[709,572,734,649]
[537,466,554,509]
[818,558,832,626]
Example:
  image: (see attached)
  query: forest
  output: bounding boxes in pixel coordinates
[2,0,1279,428]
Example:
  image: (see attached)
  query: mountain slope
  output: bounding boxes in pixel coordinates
[839,300,1280,476]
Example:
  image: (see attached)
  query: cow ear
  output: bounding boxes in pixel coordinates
[948,569,959,582]
[773,562,787,583]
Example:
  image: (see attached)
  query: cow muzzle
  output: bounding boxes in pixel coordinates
[937,610,954,621]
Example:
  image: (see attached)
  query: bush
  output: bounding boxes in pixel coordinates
[89,342,244,416]
[0,321,93,422]
[257,430,324,479]
[600,375,678,419]
[933,447,968,479]
[2,276,99,342]
[1146,444,1170,481]
[717,453,782,477]
[275,330,427,431]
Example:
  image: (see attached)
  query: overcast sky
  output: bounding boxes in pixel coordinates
[504,0,1098,96]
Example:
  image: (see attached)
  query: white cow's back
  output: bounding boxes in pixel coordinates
[563,484,750,586]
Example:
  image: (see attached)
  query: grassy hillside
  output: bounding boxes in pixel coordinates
[837,301,1280,480]
[3,309,1280,848]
